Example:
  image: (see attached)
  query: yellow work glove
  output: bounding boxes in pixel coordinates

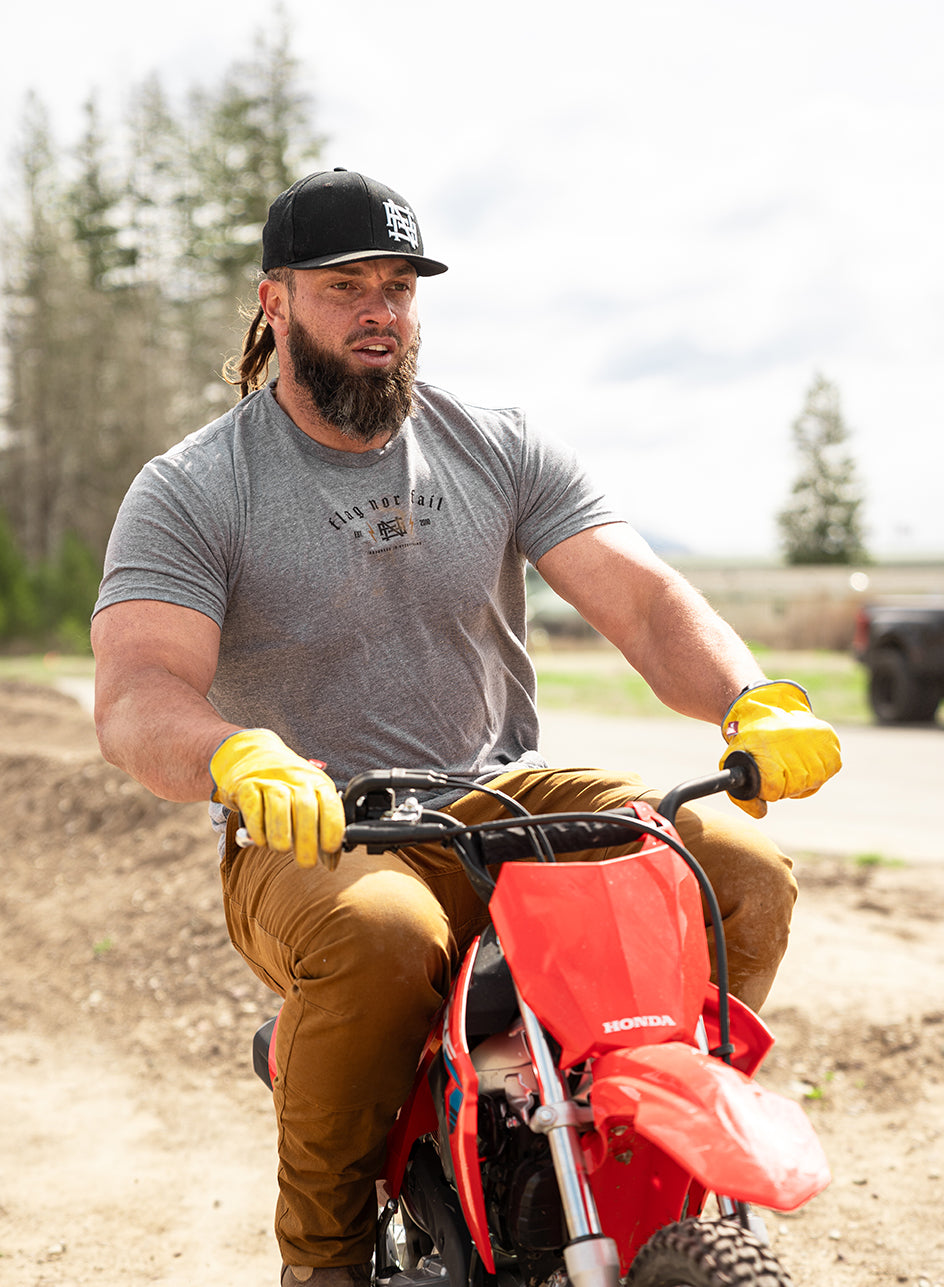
[210,728,345,868]
[720,680,842,819]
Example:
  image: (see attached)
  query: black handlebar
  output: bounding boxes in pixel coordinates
[339,752,762,853]
[656,750,761,825]
[232,754,761,1059]
[234,755,763,858]
[343,819,457,847]
[337,753,762,1067]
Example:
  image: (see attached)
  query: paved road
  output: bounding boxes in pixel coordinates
[59,678,941,864]
[537,706,944,864]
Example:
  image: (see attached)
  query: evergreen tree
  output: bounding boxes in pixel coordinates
[124,74,190,291]
[180,19,322,425]
[70,97,137,291]
[0,94,91,564]
[0,508,38,639]
[0,14,323,620]
[122,74,209,455]
[778,373,868,565]
[30,528,101,648]
[68,97,142,554]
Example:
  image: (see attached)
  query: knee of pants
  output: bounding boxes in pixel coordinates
[290,859,457,1017]
[670,800,797,1009]
[669,800,797,919]
[274,863,456,1117]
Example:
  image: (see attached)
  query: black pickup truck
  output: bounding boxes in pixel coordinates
[853,597,944,723]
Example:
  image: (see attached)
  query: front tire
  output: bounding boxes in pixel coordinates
[628,1219,792,1287]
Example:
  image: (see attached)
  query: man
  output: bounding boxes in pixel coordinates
[91,168,841,1286]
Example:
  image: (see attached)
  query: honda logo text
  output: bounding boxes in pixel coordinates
[602,1014,676,1034]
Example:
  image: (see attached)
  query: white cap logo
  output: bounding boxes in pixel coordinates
[383,199,419,249]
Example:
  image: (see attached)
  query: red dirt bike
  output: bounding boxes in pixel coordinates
[252,753,829,1287]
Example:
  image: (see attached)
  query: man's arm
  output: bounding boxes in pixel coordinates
[91,599,241,802]
[91,599,346,863]
[536,523,766,724]
[537,522,841,816]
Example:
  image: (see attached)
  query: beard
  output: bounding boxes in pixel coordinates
[285,318,419,445]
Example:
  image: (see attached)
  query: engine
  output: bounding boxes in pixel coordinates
[471,1024,566,1273]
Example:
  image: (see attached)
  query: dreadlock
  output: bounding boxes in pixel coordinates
[222,269,294,400]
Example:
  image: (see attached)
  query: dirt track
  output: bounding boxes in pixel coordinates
[1,680,943,1286]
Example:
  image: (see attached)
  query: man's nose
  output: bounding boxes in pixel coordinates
[358,287,397,327]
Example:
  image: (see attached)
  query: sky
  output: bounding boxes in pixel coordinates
[3,0,942,560]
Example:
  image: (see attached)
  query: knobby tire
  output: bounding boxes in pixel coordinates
[627,1218,793,1287]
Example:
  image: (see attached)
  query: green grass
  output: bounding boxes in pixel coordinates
[534,665,678,720]
[1,646,869,726]
[0,652,96,684]
[854,852,906,869]
[532,646,870,726]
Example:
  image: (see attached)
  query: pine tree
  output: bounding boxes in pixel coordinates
[777,373,868,565]
[70,97,137,291]
[0,508,38,639]
[182,22,322,423]
[0,94,91,564]
[0,15,323,598]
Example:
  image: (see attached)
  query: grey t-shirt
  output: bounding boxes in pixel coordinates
[95,381,621,790]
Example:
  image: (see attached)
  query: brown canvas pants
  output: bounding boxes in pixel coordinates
[220,767,797,1272]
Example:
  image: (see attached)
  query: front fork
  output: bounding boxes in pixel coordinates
[518,994,770,1284]
[515,985,621,1287]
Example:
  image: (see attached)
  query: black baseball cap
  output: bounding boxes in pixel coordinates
[262,168,448,276]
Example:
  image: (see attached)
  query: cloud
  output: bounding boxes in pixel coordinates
[3,0,943,556]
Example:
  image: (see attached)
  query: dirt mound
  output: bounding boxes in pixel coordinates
[0,680,275,1069]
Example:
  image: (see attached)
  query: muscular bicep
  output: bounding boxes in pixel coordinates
[91,599,222,704]
[535,523,665,653]
[90,600,239,801]
[536,524,763,721]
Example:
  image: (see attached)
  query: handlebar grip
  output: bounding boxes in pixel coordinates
[722,750,762,801]
[343,820,457,848]
[471,812,649,863]
[235,820,455,852]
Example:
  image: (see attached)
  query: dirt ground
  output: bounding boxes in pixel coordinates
[1,680,942,1287]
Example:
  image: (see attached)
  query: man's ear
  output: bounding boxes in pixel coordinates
[258,278,290,336]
